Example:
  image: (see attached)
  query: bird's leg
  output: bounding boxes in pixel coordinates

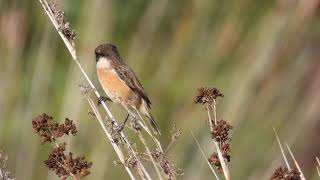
[118,114,130,132]
[97,96,112,106]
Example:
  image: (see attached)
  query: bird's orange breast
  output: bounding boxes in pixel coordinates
[97,68,132,102]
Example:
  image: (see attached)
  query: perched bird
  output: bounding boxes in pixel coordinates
[95,43,161,134]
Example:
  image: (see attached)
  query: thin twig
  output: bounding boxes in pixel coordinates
[285,143,306,180]
[273,128,291,170]
[190,130,220,180]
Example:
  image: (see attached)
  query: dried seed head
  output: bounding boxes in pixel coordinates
[44,143,92,178]
[270,166,301,180]
[44,143,68,177]
[208,120,233,172]
[211,119,233,143]
[32,113,54,144]
[32,113,77,144]
[49,1,77,42]
[208,153,222,172]
[194,87,223,105]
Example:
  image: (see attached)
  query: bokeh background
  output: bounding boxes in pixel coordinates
[1,0,320,179]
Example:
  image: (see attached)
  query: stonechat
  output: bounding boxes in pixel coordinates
[95,43,161,134]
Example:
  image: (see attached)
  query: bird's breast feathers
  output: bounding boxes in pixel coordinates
[97,63,133,104]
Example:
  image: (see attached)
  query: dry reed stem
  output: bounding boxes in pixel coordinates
[137,131,163,180]
[273,128,291,170]
[285,143,306,180]
[86,98,140,179]
[316,157,320,166]
[208,101,230,180]
[316,157,320,177]
[190,130,220,180]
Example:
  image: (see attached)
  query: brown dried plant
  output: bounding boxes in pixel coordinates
[270,167,301,180]
[194,87,232,179]
[32,113,92,180]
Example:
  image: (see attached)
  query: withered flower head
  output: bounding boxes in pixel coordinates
[32,113,54,144]
[44,143,68,177]
[194,87,223,105]
[211,119,233,143]
[32,113,77,144]
[44,143,92,178]
[270,167,301,180]
[208,153,222,171]
[49,2,76,41]
[208,119,233,172]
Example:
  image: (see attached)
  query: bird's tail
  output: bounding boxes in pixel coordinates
[147,114,161,135]
[139,100,161,135]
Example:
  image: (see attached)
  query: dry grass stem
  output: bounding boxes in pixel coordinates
[86,98,140,180]
[137,131,163,180]
[190,130,220,180]
[273,128,291,170]
[285,143,306,180]
[316,157,320,177]
[209,105,230,180]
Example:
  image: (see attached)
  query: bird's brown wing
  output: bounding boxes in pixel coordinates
[114,64,152,109]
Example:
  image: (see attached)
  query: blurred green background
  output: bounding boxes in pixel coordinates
[1,0,320,179]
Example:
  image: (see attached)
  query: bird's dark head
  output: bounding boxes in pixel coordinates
[95,43,120,63]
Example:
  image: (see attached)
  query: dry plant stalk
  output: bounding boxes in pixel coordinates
[285,144,306,180]
[190,130,219,180]
[316,157,320,177]
[32,113,92,180]
[194,87,231,180]
[37,0,179,179]
[271,129,304,180]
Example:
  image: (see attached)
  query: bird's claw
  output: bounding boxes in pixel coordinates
[97,96,112,106]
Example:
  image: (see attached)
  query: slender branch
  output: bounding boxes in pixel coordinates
[285,143,306,180]
[190,130,220,180]
[273,128,291,170]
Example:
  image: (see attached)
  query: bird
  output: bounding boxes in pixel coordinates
[95,43,161,134]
